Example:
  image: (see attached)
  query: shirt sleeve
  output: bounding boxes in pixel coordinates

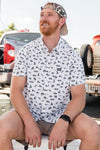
[69,49,86,86]
[12,45,28,76]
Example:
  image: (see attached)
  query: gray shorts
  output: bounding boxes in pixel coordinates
[36,120,55,135]
[14,109,55,136]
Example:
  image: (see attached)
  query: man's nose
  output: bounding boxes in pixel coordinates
[41,14,48,20]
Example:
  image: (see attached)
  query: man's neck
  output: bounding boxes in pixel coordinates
[43,34,60,52]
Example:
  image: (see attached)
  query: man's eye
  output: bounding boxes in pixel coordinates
[40,14,44,17]
[48,14,53,16]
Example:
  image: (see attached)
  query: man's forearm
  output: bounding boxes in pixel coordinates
[63,96,86,122]
[10,90,35,125]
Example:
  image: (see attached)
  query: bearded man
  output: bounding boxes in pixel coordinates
[0,2,100,150]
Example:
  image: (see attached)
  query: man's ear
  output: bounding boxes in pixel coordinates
[59,17,66,28]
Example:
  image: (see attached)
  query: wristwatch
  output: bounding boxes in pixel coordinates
[60,114,71,124]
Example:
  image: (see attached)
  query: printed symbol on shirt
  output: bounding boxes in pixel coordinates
[57,68,62,71]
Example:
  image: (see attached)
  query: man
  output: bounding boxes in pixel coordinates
[0,2,100,150]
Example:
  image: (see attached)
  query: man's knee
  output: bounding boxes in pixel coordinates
[86,122,100,141]
[0,117,12,140]
[0,110,25,141]
[71,113,100,142]
[0,110,20,140]
[79,117,100,148]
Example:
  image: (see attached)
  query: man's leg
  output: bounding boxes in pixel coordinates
[67,113,100,150]
[0,109,25,150]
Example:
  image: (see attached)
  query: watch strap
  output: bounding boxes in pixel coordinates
[60,114,71,124]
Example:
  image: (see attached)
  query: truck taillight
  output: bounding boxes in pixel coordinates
[4,43,15,64]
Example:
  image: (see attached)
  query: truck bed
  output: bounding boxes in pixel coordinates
[85,75,100,96]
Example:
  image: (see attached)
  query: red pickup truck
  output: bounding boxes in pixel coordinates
[80,35,100,97]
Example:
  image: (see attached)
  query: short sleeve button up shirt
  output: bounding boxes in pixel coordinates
[13,37,85,123]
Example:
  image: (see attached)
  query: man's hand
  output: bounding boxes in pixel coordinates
[25,120,41,147]
[48,119,69,150]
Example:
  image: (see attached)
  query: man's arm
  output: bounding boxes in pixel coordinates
[10,76,41,147]
[48,83,86,150]
[63,83,86,121]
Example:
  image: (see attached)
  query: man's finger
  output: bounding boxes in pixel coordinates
[48,139,53,149]
[25,137,29,144]
[37,137,41,147]
[29,138,33,145]
[53,141,57,150]
[61,139,66,147]
[33,138,37,147]
[57,141,61,148]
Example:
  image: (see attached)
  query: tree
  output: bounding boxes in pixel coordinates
[6,22,17,31]
[0,30,4,37]
[0,22,17,37]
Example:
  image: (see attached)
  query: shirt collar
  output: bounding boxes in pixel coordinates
[39,36,64,53]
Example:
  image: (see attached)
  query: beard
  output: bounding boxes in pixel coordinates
[40,19,59,36]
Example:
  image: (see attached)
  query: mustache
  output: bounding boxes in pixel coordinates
[40,20,49,24]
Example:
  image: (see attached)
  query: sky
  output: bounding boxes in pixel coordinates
[0,0,100,48]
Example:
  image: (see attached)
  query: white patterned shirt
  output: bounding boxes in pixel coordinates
[13,37,85,123]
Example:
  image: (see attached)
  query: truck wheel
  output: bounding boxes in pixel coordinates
[0,83,5,88]
[80,44,93,75]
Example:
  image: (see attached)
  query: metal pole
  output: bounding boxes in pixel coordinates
[0,0,1,22]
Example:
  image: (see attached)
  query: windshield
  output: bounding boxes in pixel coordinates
[1,32,40,45]
[96,40,100,46]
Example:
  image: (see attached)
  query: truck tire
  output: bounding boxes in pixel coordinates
[0,83,5,88]
[80,44,93,75]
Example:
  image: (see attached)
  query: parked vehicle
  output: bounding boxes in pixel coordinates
[0,30,41,87]
[80,35,100,97]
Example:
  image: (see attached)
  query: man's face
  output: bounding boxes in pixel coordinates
[39,8,60,36]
